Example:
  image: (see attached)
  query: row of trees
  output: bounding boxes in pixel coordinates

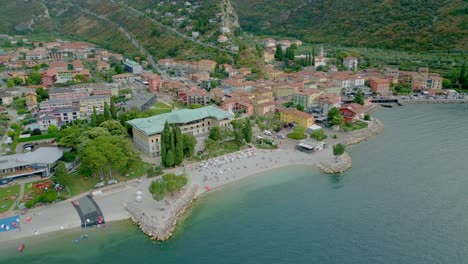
[90,100,118,127]
[327,107,345,127]
[149,173,189,201]
[160,122,197,167]
[232,119,253,147]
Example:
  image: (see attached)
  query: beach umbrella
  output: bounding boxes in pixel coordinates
[6,226,9,230]
[1,224,4,229]
[16,218,19,222]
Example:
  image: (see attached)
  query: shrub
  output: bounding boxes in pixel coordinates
[311,130,328,141]
[62,151,77,162]
[333,134,338,139]
[364,114,371,121]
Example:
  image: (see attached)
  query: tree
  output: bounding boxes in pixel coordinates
[36,87,49,102]
[333,143,346,157]
[287,126,306,140]
[27,71,42,85]
[311,129,327,141]
[110,99,118,119]
[296,104,305,112]
[242,119,253,143]
[275,44,284,61]
[166,150,175,167]
[161,122,171,167]
[54,161,69,186]
[90,107,98,127]
[188,103,203,109]
[330,114,345,127]
[353,90,365,105]
[327,107,341,121]
[32,128,42,136]
[103,102,111,121]
[100,120,127,136]
[79,135,138,178]
[182,134,196,157]
[47,125,58,135]
[364,114,371,121]
[114,64,124,74]
[6,79,14,88]
[208,126,221,141]
[149,180,166,201]
[174,126,184,165]
[234,128,244,147]
[204,138,218,155]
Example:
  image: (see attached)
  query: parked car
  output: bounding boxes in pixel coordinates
[23,144,34,150]
[95,182,105,188]
[276,133,285,139]
[263,130,272,136]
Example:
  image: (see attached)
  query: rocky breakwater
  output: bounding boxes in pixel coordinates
[317,152,352,174]
[318,119,384,174]
[123,184,198,241]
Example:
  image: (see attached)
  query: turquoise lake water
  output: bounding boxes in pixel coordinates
[1,104,468,264]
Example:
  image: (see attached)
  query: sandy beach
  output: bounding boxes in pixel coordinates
[0,146,332,244]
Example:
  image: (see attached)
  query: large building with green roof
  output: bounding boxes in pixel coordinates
[127,105,233,157]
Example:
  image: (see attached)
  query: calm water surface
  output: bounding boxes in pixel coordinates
[1,104,468,264]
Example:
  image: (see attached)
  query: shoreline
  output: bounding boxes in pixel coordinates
[0,117,385,244]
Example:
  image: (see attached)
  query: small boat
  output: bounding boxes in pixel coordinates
[17,244,25,252]
[74,234,88,243]
[11,222,18,228]
[380,103,393,108]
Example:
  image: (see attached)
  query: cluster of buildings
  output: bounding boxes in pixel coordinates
[37,85,113,132]
[259,38,303,63]
[0,39,123,71]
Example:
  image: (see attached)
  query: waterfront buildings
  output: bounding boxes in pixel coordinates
[279,108,314,128]
[340,103,365,123]
[127,106,233,158]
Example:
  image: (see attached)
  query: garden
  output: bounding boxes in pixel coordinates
[0,184,20,213]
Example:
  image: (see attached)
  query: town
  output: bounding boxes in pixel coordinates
[0,32,466,244]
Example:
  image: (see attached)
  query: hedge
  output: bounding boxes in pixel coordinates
[18,133,56,143]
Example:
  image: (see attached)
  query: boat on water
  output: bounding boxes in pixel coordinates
[380,103,394,108]
[17,244,25,252]
[74,234,88,243]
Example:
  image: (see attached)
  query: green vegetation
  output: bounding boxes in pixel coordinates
[147,166,164,178]
[161,122,194,167]
[0,184,20,213]
[233,0,467,51]
[333,143,346,157]
[310,129,327,141]
[149,173,188,201]
[328,107,345,128]
[353,91,365,106]
[255,138,277,149]
[393,83,412,94]
[287,126,307,140]
[364,114,371,121]
[343,121,369,132]
[18,133,56,143]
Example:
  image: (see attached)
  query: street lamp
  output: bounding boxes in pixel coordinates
[85,218,90,228]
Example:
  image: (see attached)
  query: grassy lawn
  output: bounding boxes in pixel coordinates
[154,101,172,108]
[287,132,307,140]
[18,133,56,143]
[0,184,20,213]
[171,101,188,109]
[343,121,369,132]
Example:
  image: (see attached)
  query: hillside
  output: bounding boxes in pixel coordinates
[232,0,468,51]
[0,0,52,33]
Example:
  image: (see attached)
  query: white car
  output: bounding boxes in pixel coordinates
[263,130,272,136]
[95,182,105,188]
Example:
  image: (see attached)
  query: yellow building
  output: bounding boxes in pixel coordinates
[279,108,314,128]
[79,95,111,116]
[274,85,295,98]
[127,105,233,158]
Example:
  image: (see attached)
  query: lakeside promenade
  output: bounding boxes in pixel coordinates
[0,118,384,244]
